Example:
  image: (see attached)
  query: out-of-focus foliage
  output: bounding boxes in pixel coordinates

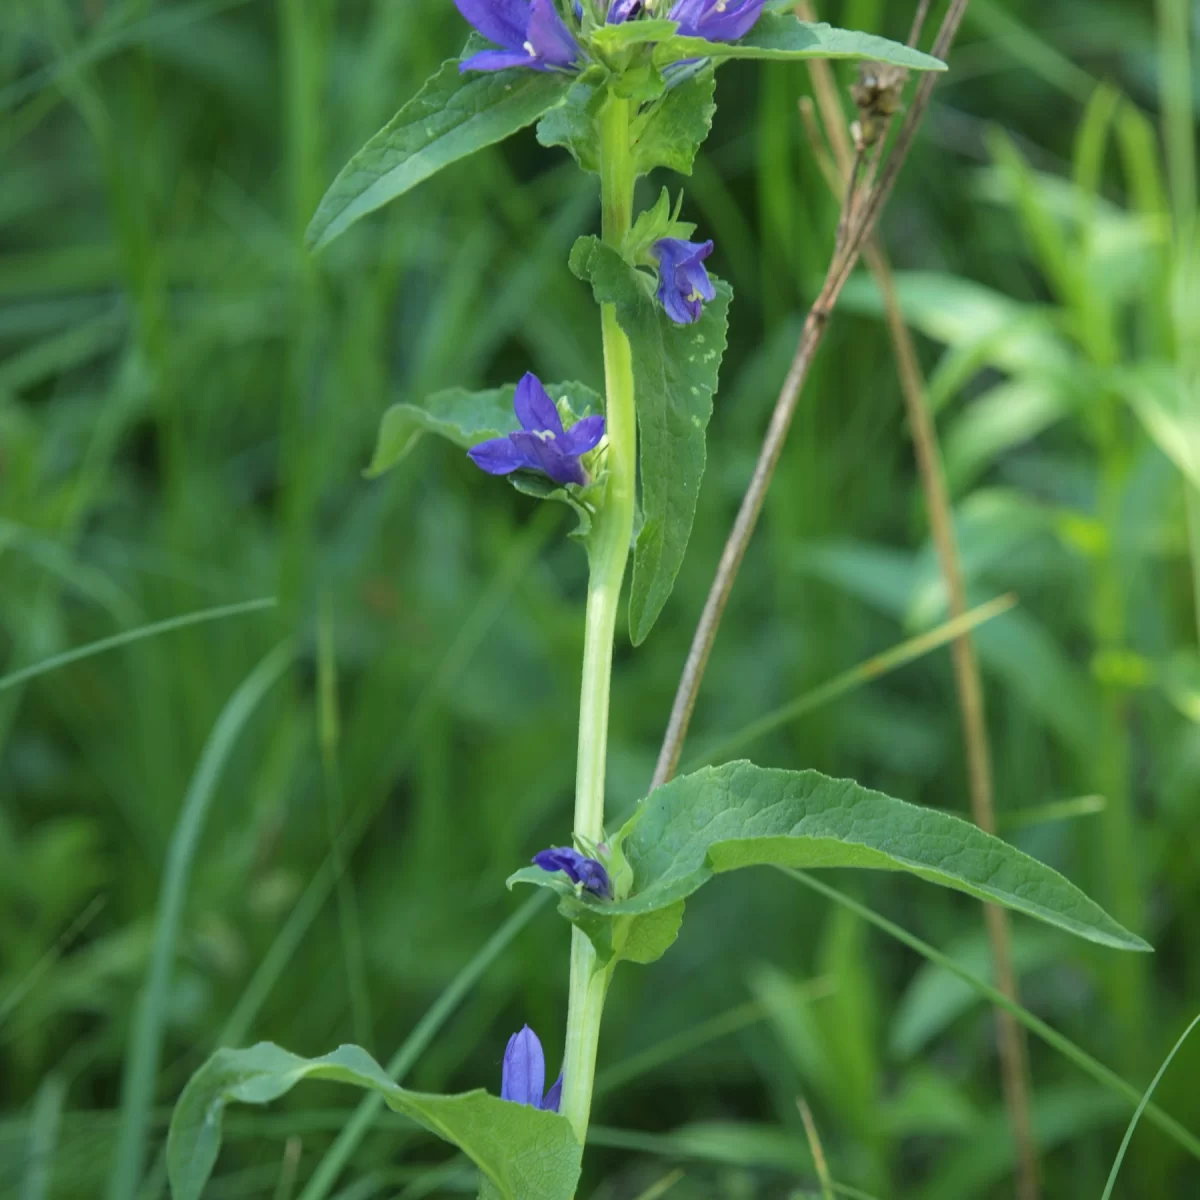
[1,0,1197,1197]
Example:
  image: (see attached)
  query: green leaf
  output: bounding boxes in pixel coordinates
[1114,363,1200,488]
[537,81,602,174]
[653,15,946,72]
[631,68,717,177]
[167,1043,581,1200]
[525,762,1150,957]
[365,380,602,478]
[506,868,684,966]
[569,237,731,644]
[306,59,572,251]
[590,19,680,55]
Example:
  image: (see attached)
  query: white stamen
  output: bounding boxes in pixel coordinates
[523,40,537,56]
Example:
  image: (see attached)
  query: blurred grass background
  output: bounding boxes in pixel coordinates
[2,0,1199,1196]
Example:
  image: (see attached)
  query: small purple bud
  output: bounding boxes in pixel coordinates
[533,847,613,900]
[651,237,716,325]
[501,1026,562,1111]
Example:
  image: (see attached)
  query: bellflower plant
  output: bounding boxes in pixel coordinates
[165,15,1152,1200]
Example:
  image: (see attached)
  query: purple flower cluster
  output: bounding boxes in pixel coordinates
[456,0,765,74]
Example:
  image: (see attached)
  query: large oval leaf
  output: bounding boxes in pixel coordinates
[653,15,946,72]
[516,762,1149,955]
[167,1043,581,1200]
[307,59,572,251]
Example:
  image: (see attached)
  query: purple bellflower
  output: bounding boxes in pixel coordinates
[501,1025,562,1111]
[652,237,716,325]
[533,846,613,899]
[668,0,765,42]
[468,373,605,486]
[607,0,643,20]
[456,0,581,73]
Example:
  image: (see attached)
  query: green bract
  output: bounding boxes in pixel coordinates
[512,760,1151,963]
[167,1043,582,1200]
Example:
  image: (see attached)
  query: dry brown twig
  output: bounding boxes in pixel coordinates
[652,0,1041,1194]
[799,22,1040,1199]
[652,0,970,788]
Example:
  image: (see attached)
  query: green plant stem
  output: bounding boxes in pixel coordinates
[560,93,638,1148]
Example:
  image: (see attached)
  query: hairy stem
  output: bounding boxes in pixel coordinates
[560,93,637,1146]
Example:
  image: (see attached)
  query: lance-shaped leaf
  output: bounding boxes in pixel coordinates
[570,237,730,645]
[514,762,1150,958]
[653,15,947,72]
[167,1043,582,1200]
[366,380,602,478]
[307,59,572,252]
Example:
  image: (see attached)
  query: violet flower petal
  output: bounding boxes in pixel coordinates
[513,372,564,436]
[510,431,587,486]
[501,1025,546,1107]
[560,414,606,457]
[468,435,529,475]
[527,0,580,66]
[542,1073,563,1112]
[454,0,527,50]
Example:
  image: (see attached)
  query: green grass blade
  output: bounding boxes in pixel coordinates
[0,597,277,692]
[1101,1009,1200,1200]
[317,592,373,1050]
[20,1073,65,1200]
[106,641,293,1200]
[782,869,1200,1161]
[687,594,1016,768]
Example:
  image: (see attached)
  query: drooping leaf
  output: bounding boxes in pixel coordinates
[307,59,572,251]
[167,1043,581,1200]
[570,237,730,644]
[515,762,1149,958]
[366,380,602,478]
[653,15,946,72]
[631,68,717,177]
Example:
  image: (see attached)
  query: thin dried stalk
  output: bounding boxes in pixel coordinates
[651,0,971,788]
[803,32,1040,1199]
